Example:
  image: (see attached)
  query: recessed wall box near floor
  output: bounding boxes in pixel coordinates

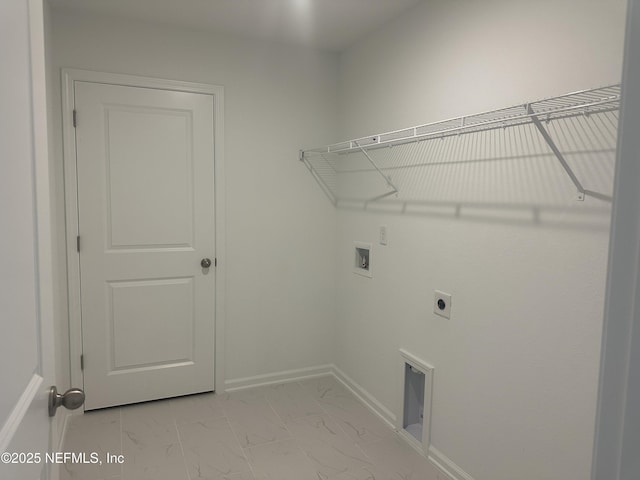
[399,349,434,455]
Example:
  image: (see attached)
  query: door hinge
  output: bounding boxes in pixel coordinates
[76,235,80,252]
[80,354,84,370]
[72,109,77,128]
[215,258,217,267]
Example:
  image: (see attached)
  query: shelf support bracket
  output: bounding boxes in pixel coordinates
[353,141,399,198]
[526,104,585,201]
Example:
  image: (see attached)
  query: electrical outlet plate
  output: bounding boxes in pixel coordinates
[379,226,388,245]
[434,290,451,319]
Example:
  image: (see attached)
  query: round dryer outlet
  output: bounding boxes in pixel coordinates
[434,290,451,319]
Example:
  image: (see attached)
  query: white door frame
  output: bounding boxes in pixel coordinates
[591,0,640,478]
[61,69,226,398]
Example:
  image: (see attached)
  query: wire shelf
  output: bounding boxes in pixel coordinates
[300,84,621,205]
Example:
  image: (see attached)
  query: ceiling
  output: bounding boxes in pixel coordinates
[48,0,423,52]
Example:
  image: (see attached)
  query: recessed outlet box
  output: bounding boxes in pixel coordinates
[434,290,451,319]
[354,242,372,278]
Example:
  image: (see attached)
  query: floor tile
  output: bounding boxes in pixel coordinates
[221,391,290,448]
[121,399,174,430]
[177,416,251,479]
[63,476,122,480]
[62,379,438,480]
[121,409,188,480]
[245,439,318,480]
[299,376,351,402]
[285,414,375,479]
[218,387,268,405]
[61,470,122,480]
[287,415,375,480]
[264,382,324,422]
[310,388,394,446]
[170,392,225,425]
[219,473,254,480]
[359,435,440,480]
[320,468,384,480]
[61,408,122,480]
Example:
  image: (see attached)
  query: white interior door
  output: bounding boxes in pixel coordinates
[0,0,57,479]
[74,81,216,410]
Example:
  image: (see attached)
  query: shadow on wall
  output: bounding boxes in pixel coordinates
[303,101,618,232]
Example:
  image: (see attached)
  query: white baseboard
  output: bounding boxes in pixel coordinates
[223,364,334,392]
[0,375,44,454]
[331,365,397,428]
[429,445,475,480]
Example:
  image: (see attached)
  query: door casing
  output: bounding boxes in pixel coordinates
[61,69,226,399]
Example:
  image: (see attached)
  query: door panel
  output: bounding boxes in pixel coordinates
[75,82,215,410]
[106,107,194,249]
[0,0,55,478]
[108,277,194,369]
[0,0,39,421]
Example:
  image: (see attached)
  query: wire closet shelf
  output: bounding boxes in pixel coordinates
[299,84,621,205]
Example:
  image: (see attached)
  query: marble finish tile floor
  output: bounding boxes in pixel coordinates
[61,376,444,480]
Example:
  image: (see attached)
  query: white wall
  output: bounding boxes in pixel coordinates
[49,10,339,385]
[336,1,626,480]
